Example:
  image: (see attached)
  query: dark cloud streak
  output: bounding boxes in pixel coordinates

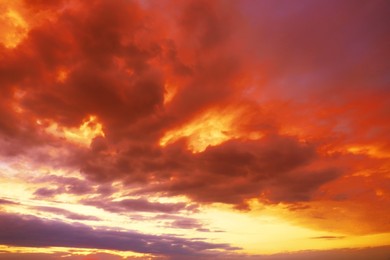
[0,213,238,255]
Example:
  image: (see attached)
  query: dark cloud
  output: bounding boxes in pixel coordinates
[0,252,135,260]
[33,187,63,198]
[0,198,18,205]
[84,197,196,214]
[70,132,339,209]
[1,0,164,146]
[0,213,239,255]
[33,206,100,221]
[265,168,341,203]
[33,175,95,195]
[168,218,203,230]
[132,135,338,208]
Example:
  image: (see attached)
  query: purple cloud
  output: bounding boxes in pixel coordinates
[33,206,100,221]
[84,197,197,214]
[0,213,239,256]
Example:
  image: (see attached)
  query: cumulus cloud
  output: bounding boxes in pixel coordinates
[0,0,388,234]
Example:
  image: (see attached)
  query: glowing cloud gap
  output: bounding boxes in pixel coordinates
[160,106,263,153]
[44,115,105,146]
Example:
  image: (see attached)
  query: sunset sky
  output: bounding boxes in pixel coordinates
[0,0,389,259]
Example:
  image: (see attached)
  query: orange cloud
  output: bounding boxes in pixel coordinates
[160,104,263,152]
[44,115,105,146]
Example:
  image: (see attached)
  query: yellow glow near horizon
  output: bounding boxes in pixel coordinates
[160,106,263,152]
[198,205,323,254]
[196,203,390,255]
[0,174,35,202]
[0,245,150,259]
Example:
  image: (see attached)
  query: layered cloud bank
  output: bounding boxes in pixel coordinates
[0,0,389,259]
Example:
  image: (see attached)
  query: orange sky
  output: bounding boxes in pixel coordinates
[0,0,389,259]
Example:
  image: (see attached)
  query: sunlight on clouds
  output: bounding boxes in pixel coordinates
[0,0,388,258]
[0,179,32,202]
[62,115,105,145]
[160,106,263,153]
[0,160,200,238]
[0,0,60,49]
[45,115,105,146]
[163,83,178,105]
[375,189,384,197]
[0,160,35,202]
[2,156,390,257]
[56,68,70,83]
[0,6,29,48]
[278,126,308,143]
[346,145,390,159]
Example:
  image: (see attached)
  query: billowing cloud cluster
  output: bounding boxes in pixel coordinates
[0,0,389,258]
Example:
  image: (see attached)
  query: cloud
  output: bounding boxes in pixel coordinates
[0,253,62,260]
[133,135,340,208]
[84,197,197,214]
[32,175,95,198]
[0,213,239,255]
[0,198,18,205]
[33,187,63,198]
[0,252,129,260]
[0,0,389,258]
[1,246,390,260]
[166,217,216,233]
[0,0,388,225]
[32,206,100,221]
[74,132,341,209]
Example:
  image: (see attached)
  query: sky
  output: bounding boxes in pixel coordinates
[0,0,389,259]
